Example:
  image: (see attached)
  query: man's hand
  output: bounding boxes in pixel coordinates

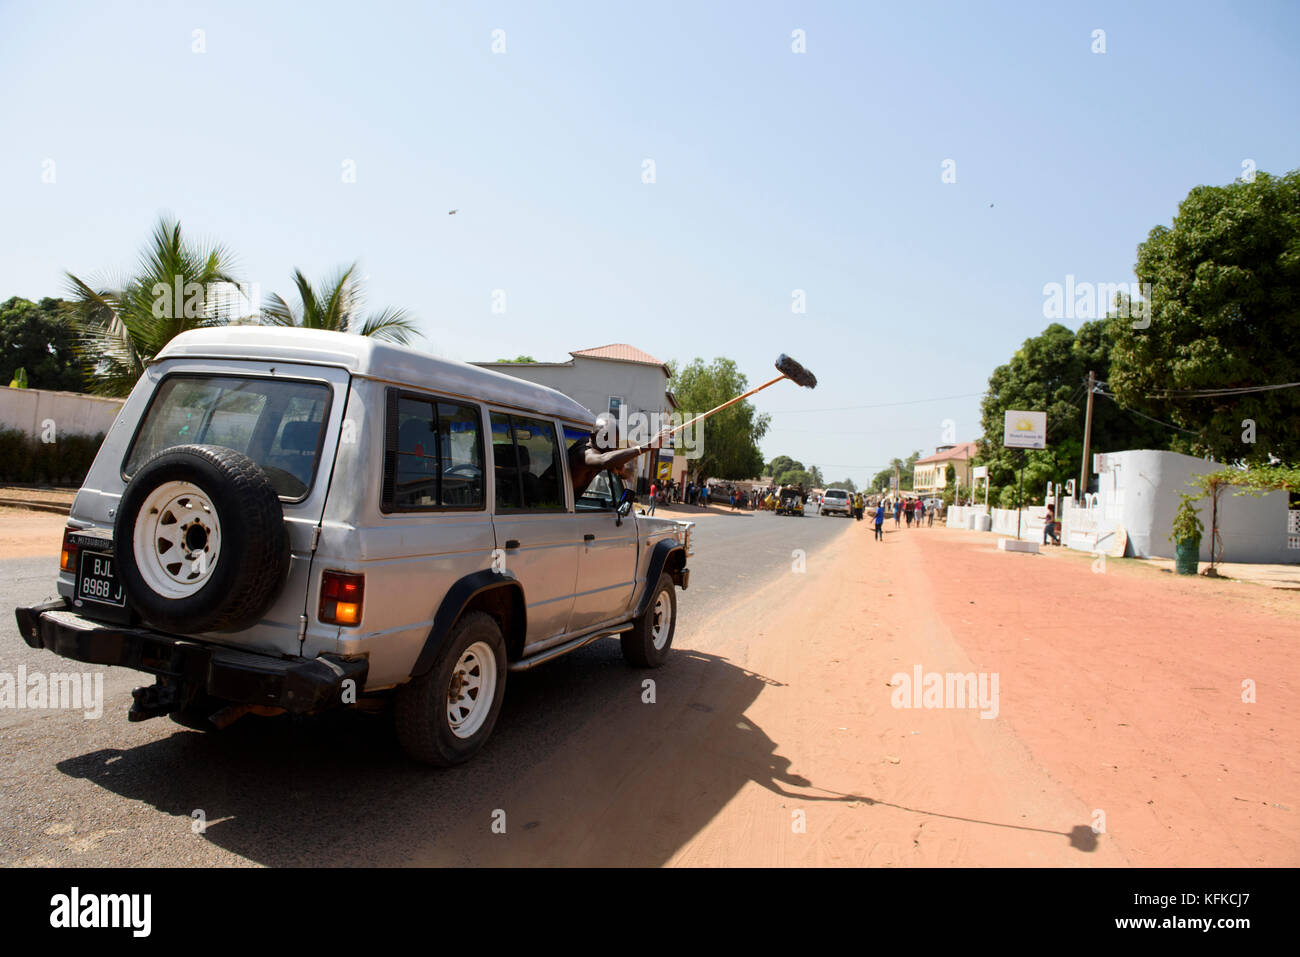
[640,427,675,452]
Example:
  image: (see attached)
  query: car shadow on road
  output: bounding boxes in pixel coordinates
[52,646,806,865]
[53,644,1097,864]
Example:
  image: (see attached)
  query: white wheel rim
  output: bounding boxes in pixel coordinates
[651,590,672,651]
[447,641,497,739]
[132,480,222,599]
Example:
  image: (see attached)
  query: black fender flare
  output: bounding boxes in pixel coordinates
[635,540,688,618]
[411,570,525,677]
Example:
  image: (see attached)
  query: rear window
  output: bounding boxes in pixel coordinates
[124,374,332,500]
[825,490,848,500]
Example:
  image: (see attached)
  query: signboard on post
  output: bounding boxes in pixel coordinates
[1003,411,1047,450]
[972,465,988,480]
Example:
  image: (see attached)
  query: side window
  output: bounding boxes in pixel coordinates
[384,392,484,510]
[438,403,484,507]
[491,412,564,511]
[577,471,617,511]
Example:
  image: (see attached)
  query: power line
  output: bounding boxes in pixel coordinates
[1096,389,1200,436]
[1146,381,1300,398]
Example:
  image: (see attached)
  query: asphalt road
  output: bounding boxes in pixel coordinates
[0,507,853,866]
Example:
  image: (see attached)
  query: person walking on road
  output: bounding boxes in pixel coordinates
[915,498,924,527]
[1043,503,1060,545]
[873,501,885,541]
[648,481,657,516]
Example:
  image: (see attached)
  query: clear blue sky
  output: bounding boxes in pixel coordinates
[3,0,1298,488]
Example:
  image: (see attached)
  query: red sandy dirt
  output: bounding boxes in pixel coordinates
[0,507,67,559]
[916,526,1298,866]
[409,520,1296,867]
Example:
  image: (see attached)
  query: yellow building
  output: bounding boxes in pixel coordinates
[912,441,978,496]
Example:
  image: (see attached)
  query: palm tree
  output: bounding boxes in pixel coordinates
[66,216,246,396]
[262,264,419,345]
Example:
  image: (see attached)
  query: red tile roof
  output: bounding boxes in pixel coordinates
[571,344,667,369]
[915,441,979,465]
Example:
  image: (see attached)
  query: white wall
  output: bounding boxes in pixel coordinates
[0,385,124,439]
[1064,449,1295,564]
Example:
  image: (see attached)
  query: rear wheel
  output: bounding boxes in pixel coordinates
[621,574,676,668]
[396,612,508,766]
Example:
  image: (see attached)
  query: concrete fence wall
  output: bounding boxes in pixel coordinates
[946,449,1298,564]
[0,386,124,440]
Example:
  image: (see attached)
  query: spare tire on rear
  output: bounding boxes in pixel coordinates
[114,444,291,634]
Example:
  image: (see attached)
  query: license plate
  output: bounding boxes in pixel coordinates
[76,551,126,608]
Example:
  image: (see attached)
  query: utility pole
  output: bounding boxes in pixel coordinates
[1078,369,1096,503]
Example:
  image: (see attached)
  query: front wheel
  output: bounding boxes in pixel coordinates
[621,574,676,668]
[396,611,508,766]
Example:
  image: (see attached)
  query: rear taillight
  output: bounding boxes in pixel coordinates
[320,571,364,626]
[60,528,78,573]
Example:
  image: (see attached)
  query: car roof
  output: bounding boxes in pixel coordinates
[155,327,597,427]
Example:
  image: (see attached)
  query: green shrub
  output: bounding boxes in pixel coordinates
[0,428,104,486]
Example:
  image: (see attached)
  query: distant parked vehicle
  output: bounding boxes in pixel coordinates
[821,489,852,516]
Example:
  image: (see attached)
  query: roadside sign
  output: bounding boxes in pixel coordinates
[972,465,988,479]
[1003,410,1047,449]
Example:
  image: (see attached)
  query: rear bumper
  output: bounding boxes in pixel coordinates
[15,600,366,715]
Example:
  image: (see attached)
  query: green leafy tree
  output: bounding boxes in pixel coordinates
[767,455,802,477]
[0,297,84,391]
[263,264,419,344]
[871,468,893,492]
[882,451,923,491]
[1108,170,1300,465]
[65,216,244,396]
[976,321,1166,502]
[806,465,825,487]
[942,463,958,505]
[827,478,857,492]
[775,468,811,487]
[668,357,769,480]
[496,355,537,363]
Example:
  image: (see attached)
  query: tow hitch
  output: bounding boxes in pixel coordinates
[128,680,181,721]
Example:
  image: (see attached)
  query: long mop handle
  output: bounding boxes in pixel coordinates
[640,373,787,448]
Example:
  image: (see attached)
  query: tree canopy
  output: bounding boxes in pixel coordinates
[668,357,769,480]
[0,297,84,392]
[1108,169,1300,465]
[65,216,244,396]
[263,263,419,345]
[976,321,1167,503]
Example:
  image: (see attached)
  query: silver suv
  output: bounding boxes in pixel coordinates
[821,488,852,516]
[15,328,692,765]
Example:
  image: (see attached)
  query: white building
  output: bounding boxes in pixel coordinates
[1062,449,1298,563]
[474,344,681,491]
